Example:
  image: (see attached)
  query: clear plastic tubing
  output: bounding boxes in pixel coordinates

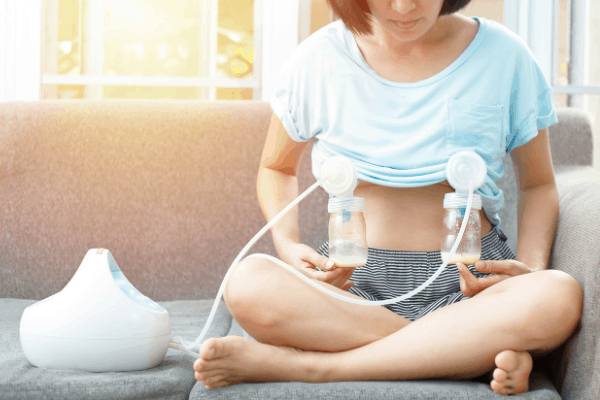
[169,177,474,358]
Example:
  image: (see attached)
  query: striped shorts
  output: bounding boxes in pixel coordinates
[316,226,515,321]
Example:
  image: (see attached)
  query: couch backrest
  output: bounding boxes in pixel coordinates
[0,101,282,300]
[0,101,592,300]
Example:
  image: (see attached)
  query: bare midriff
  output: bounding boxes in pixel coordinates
[353,180,493,252]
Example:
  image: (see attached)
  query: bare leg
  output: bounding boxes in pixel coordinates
[223,256,411,351]
[197,269,582,395]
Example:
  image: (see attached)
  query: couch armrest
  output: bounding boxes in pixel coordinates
[548,167,600,400]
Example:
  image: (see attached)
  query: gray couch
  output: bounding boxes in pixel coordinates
[0,100,598,400]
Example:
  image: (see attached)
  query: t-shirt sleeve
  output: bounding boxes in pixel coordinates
[269,47,318,143]
[270,92,309,142]
[505,45,558,153]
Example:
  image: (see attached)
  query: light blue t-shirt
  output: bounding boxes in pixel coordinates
[270,17,558,226]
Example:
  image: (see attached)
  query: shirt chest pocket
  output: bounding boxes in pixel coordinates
[447,99,504,163]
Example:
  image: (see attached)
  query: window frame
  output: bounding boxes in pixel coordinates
[33,0,306,101]
[505,0,599,97]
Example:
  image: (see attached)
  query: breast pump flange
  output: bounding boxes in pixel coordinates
[446,151,487,194]
[320,155,359,197]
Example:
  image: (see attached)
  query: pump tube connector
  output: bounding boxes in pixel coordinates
[446,151,486,193]
[320,155,358,197]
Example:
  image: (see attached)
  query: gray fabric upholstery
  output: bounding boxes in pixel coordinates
[550,168,600,399]
[546,109,594,168]
[0,100,328,302]
[0,298,230,400]
[0,101,597,400]
[0,299,561,400]
[0,100,276,301]
[189,375,560,400]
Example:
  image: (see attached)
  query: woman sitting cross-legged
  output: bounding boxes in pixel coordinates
[193,0,583,396]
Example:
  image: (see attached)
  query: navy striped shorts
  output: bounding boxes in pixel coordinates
[316,226,515,321]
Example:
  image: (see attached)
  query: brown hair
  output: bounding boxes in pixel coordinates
[326,0,474,36]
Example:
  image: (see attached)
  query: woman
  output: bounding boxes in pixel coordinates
[193,0,583,395]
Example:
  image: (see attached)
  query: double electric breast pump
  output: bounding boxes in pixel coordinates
[20,151,486,371]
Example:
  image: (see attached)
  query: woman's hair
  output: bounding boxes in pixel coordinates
[326,0,474,36]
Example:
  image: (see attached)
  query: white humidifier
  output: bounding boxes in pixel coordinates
[20,248,171,372]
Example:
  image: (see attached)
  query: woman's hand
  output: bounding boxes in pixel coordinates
[281,242,356,290]
[456,260,534,297]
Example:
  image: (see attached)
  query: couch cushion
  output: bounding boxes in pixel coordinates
[0,298,231,400]
[191,320,561,400]
[189,372,560,400]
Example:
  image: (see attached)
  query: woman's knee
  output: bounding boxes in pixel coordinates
[223,256,284,326]
[535,270,582,314]
[523,270,583,343]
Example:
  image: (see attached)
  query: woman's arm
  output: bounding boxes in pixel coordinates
[511,127,559,271]
[457,127,558,295]
[257,113,356,289]
[257,113,310,260]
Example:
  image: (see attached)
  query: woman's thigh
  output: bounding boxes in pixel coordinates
[466,268,582,354]
[224,256,411,351]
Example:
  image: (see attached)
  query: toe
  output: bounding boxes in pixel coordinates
[492,367,508,383]
[490,379,505,395]
[204,374,224,387]
[495,350,520,372]
[194,358,206,372]
[201,368,226,381]
[199,337,222,360]
[491,379,514,396]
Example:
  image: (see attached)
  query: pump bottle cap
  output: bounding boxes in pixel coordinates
[446,151,487,192]
[443,192,482,210]
[328,195,365,213]
[320,155,358,197]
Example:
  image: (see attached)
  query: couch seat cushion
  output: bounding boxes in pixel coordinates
[190,372,560,400]
[2,298,562,400]
[0,298,231,400]
[191,318,561,400]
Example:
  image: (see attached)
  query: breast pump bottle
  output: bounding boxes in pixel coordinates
[320,156,368,268]
[441,151,487,265]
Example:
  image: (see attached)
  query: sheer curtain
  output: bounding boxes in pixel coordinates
[0,0,42,102]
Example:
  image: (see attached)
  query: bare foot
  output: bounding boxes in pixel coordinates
[490,350,533,396]
[193,336,320,389]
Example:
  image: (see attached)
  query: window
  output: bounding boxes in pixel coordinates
[499,0,600,168]
[42,0,258,100]
[2,0,307,103]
